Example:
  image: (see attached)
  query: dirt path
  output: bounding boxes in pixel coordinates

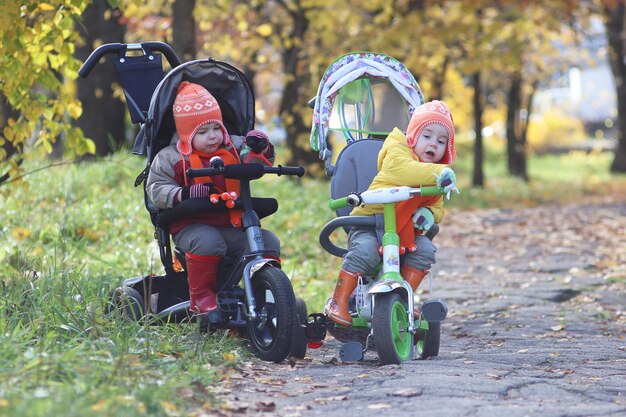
[212,200,626,417]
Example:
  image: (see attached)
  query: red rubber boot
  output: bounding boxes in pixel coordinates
[185,253,220,313]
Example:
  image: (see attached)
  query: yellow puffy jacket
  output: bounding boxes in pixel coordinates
[350,128,449,223]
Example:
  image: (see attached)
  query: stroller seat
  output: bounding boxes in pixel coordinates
[330,139,384,217]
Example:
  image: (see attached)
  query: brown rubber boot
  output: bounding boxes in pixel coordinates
[325,269,359,326]
[185,253,221,313]
[401,265,428,317]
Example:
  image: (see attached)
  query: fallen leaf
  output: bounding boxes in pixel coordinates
[257,401,276,412]
[220,401,249,412]
[487,338,505,346]
[391,388,423,397]
[12,227,31,240]
[368,403,392,409]
[551,324,566,332]
[175,387,194,398]
[517,349,529,353]
[160,401,177,413]
[314,395,347,404]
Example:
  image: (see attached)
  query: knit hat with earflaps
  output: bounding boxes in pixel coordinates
[405,100,456,165]
[173,81,230,156]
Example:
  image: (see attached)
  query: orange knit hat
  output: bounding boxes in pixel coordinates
[173,81,228,155]
[406,100,456,164]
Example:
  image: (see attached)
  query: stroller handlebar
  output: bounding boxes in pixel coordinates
[78,42,181,78]
[187,163,305,181]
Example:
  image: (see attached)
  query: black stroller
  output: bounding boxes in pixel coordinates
[79,42,324,363]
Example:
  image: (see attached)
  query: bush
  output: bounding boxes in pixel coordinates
[527,109,586,153]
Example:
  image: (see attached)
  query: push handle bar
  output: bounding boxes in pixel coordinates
[78,42,181,78]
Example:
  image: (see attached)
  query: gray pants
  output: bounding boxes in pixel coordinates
[173,223,281,258]
[341,227,436,274]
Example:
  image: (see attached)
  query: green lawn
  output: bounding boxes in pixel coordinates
[1,145,625,416]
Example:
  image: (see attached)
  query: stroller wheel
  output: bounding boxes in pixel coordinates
[289,297,308,359]
[106,286,144,322]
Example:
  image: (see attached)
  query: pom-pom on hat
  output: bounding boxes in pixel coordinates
[173,81,228,155]
[406,100,456,164]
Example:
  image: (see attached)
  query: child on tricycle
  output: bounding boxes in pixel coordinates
[325,100,458,326]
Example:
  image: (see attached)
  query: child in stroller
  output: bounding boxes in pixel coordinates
[146,80,279,322]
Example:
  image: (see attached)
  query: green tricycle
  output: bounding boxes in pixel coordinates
[308,52,454,364]
[319,184,452,364]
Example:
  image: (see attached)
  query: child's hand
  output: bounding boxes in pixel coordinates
[413,207,435,232]
[245,129,269,153]
[189,184,211,199]
[435,167,457,194]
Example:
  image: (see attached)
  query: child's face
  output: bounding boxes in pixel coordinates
[191,122,224,154]
[412,124,449,163]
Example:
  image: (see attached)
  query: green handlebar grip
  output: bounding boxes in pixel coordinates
[420,186,444,196]
[329,197,349,210]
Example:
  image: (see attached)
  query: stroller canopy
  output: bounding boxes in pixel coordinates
[137,59,255,163]
[310,52,423,170]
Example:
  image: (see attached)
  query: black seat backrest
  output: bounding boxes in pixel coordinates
[330,139,384,217]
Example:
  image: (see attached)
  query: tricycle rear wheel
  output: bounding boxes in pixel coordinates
[289,297,308,359]
[105,286,144,321]
[415,321,441,359]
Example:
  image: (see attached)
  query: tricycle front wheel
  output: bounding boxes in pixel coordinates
[246,266,295,363]
[372,292,413,365]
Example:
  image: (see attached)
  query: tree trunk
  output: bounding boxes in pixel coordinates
[172,0,196,63]
[429,56,449,101]
[604,2,626,173]
[506,72,528,181]
[277,8,318,167]
[0,94,21,184]
[472,71,484,187]
[75,0,126,156]
[1,93,20,160]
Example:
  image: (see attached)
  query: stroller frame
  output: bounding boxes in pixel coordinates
[79,41,325,362]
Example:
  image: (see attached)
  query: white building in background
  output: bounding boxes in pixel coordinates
[533,17,617,135]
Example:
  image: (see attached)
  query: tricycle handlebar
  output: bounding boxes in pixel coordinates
[329,185,445,210]
[186,163,305,181]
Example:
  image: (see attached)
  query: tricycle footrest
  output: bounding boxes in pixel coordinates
[305,313,327,342]
[216,290,241,313]
[339,341,364,362]
[421,299,448,322]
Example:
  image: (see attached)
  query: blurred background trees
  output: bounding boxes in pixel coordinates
[2,0,625,188]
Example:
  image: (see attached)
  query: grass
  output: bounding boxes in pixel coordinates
[1,143,625,416]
